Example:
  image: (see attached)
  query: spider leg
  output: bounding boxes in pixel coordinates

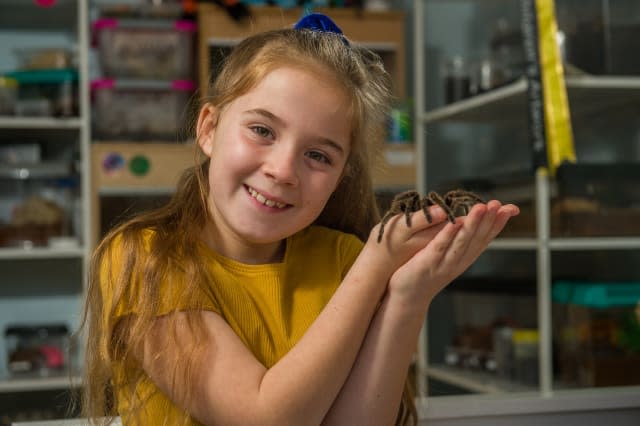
[404,193,422,227]
[419,196,433,223]
[445,190,485,205]
[449,199,467,217]
[377,210,395,243]
[429,191,456,223]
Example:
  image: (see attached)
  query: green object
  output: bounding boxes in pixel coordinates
[129,155,150,176]
[552,281,574,304]
[5,68,78,84]
[617,312,640,353]
[388,99,413,143]
[553,281,640,308]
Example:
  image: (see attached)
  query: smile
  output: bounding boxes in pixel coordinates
[247,186,289,209]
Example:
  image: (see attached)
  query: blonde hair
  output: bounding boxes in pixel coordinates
[79,25,415,424]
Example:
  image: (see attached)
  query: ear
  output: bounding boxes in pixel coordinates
[196,103,218,157]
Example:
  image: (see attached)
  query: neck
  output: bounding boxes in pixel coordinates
[202,222,286,264]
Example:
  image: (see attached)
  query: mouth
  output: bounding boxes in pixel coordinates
[246,185,290,209]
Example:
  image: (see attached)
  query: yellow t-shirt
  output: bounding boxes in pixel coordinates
[103,225,363,424]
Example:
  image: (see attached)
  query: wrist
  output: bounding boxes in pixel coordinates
[381,288,431,328]
[387,277,434,315]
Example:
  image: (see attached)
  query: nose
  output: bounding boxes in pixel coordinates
[263,145,299,186]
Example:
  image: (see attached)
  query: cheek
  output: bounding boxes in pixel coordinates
[210,131,254,173]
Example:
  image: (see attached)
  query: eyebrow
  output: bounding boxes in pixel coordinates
[245,108,346,156]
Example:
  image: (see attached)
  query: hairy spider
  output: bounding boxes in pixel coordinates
[377,189,485,243]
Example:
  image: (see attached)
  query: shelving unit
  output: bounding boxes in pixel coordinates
[413,0,640,402]
[0,0,91,405]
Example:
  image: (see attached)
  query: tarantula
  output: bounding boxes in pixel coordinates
[377,189,485,243]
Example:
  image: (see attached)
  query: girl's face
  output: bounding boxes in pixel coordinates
[198,66,352,262]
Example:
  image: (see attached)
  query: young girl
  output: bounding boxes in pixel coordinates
[81,14,518,426]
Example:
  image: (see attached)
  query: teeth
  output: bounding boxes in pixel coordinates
[248,187,287,209]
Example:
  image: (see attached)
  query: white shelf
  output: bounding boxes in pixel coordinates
[422,75,640,124]
[489,238,537,250]
[423,78,528,123]
[0,116,84,130]
[489,237,640,252]
[0,375,81,393]
[549,237,640,251]
[98,187,177,196]
[0,246,85,260]
[427,364,535,394]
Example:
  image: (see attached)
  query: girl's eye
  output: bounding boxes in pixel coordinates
[251,125,273,139]
[306,150,331,165]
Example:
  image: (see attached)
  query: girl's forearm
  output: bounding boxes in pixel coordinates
[321,289,430,426]
[255,244,394,425]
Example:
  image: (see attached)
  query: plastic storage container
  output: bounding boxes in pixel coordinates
[4,69,77,117]
[91,79,195,141]
[92,18,197,80]
[0,76,18,115]
[552,281,640,387]
[4,324,70,376]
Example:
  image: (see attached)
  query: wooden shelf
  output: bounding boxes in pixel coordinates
[197,5,407,98]
[372,143,416,190]
[91,142,195,191]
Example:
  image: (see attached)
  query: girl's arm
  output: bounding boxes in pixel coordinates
[321,200,518,425]
[137,201,517,426]
[137,207,446,425]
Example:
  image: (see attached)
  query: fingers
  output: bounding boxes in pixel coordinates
[487,203,520,240]
[415,217,462,267]
[379,205,449,243]
[440,202,489,266]
[439,200,517,268]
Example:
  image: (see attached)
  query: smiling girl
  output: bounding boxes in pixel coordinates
[80,14,518,426]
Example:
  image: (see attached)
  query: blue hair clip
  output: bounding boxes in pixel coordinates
[294,13,350,46]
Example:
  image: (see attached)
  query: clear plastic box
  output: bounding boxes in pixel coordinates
[92,18,197,80]
[4,69,77,117]
[91,78,195,141]
[4,324,70,376]
[552,281,640,387]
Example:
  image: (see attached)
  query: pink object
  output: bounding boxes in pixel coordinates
[39,345,65,369]
[34,0,57,7]
[172,80,196,91]
[175,20,197,32]
[92,18,119,31]
[90,79,115,91]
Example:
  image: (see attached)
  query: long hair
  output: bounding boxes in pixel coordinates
[79,26,416,424]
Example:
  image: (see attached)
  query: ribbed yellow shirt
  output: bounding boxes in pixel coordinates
[105,225,363,424]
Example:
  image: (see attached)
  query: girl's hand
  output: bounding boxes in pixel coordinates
[386,200,519,308]
[364,205,452,276]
